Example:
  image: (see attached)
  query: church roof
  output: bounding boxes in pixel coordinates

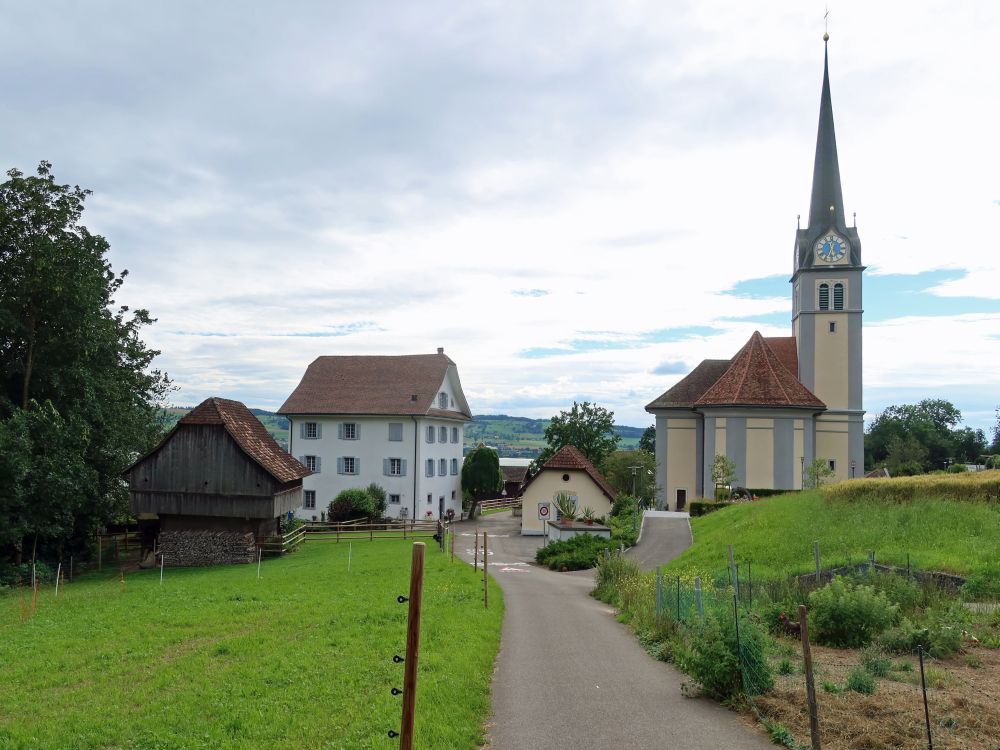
[807,40,847,235]
[695,332,825,409]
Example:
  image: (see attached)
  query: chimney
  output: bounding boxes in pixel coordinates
[437,347,444,354]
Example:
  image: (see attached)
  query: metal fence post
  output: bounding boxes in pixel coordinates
[799,604,821,749]
[729,544,740,600]
[918,645,933,750]
[694,576,703,618]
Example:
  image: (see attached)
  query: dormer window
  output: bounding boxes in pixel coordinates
[818,283,830,311]
[833,282,845,310]
[438,392,448,409]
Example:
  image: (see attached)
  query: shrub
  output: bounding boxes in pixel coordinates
[365,483,388,518]
[328,488,376,522]
[821,681,843,694]
[536,535,617,571]
[777,658,794,675]
[689,501,733,517]
[860,645,891,677]
[680,611,773,700]
[878,617,925,653]
[845,667,876,694]
[807,578,898,648]
[960,565,1000,600]
[594,552,642,600]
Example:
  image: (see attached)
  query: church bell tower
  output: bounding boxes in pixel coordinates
[791,35,865,481]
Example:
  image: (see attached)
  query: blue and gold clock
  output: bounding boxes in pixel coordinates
[814,232,848,262]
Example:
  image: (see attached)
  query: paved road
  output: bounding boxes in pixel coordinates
[454,512,771,750]
[625,511,695,572]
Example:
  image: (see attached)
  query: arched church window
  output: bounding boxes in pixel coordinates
[818,283,830,311]
[833,283,845,310]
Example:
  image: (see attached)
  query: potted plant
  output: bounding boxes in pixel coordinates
[581,506,596,525]
[554,492,577,522]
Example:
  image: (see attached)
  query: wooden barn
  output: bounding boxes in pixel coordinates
[125,397,311,566]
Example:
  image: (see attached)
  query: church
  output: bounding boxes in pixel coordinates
[646,37,864,510]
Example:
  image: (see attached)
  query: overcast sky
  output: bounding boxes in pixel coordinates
[2,1,998,433]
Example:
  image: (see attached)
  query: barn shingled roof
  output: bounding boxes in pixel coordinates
[180,397,311,483]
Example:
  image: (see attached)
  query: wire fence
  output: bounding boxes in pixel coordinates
[641,549,990,750]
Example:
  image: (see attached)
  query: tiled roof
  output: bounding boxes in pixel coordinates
[763,336,798,378]
[180,398,311,483]
[501,465,529,483]
[646,359,732,410]
[695,332,825,409]
[521,446,617,501]
[278,353,471,419]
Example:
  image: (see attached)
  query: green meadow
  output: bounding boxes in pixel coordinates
[665,490,1000,584]
[0,540,502,750]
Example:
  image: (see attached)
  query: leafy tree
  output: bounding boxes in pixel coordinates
[804,458,835,489]
[532,401,620,472]
[711,454,738,498]
[365,483,388,519]
[950,427,987,465]
[882,435,928,477]
[461,443,502,517]
[638,425,655,454]
[0,162,171,566]
[602,450,656,499]
[865,399,963,472]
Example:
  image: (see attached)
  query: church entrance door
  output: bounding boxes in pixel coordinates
[675,489,687,512]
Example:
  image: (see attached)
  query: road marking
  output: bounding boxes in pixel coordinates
[488,561,527,567]
[499,566,529,573]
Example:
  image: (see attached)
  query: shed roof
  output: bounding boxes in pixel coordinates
[278,353,471,419]
[521,446,617,502]
[176,398,311,483]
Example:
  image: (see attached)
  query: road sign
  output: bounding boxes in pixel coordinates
[538,502,550,520]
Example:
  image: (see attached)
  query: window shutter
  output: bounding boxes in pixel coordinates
[401,459,407,476]
[337,457,344,474]
[298,455,307,467]
[338,423,345,439]
[315,457,322,473]
[354,458,360,474]
[316,423,322,439]
[355,424,361,440]
[299,423,306,439]
[383,458,390,476]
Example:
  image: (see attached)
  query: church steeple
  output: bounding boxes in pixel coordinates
[807,39,847,234]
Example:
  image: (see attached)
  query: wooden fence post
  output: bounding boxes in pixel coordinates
[483,532,488,609]
[98,535,102,571]
[399,542,426,750]
[799,604,821,749]
[474,530,479,571]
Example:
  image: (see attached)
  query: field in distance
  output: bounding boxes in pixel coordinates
[159,409,648,458]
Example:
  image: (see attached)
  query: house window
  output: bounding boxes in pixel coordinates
[388,422,403,441]
[389,494,401,505]
[833,282,845,310]
[426,425,435,443]
[829,321,837,333]
[304,455,319,473]
[438,392,448,409]
[818,283,830,311]
[340,422,358,440]
[438,426,447,442]
[828,459,836,472]
[303,490,316,509]
[451,427,459,443]
[438,458,447,476]
[303,422,319,439]
[339,457,357,475]
[427,493,432,505]
[426,459,434,477]
[386,457,403,476]
[452,490,456,500]
[450,458,459,475]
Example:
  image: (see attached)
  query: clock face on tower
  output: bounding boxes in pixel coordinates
[815,233,848,263]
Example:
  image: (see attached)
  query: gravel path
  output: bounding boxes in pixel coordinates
[453,512,771,750]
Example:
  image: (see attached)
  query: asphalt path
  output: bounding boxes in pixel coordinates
[454,511,771,750]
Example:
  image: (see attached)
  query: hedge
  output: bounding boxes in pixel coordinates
[823,470,1000,504]
[689,501,733,517]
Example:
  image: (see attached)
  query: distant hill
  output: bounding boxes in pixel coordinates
[159,408,648,458]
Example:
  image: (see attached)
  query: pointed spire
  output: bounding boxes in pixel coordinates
[807,38,846,232]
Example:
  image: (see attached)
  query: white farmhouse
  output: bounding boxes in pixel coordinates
[278,348,471,521]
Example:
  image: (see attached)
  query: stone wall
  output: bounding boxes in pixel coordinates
[158,529,256,567]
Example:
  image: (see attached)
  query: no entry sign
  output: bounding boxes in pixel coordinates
[538,502,550,520]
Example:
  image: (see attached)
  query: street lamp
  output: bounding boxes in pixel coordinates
[850,460,856,479]
[629,465,641,532]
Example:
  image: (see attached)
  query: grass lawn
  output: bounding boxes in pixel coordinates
[0,539,502,750]
[665,490,1000,582]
